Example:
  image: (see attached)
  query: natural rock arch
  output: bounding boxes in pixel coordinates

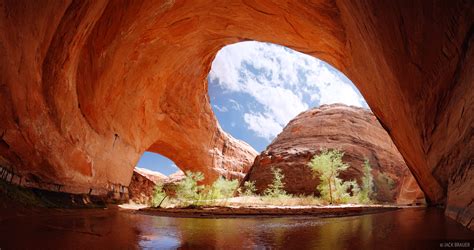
[0,1,472,228]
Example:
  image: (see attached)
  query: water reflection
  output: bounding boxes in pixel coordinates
[0,208,472,249]
[137,208,473,249]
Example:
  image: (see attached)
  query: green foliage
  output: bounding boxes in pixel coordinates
[357,159,375,203]
[264,167,289,198]
[308,151,376,204]
[151,183,167,207]
[334,179,359,203]
[175,171,205,204]
[171,171,240,206]
[241,180,257,196]
[308,149,359,204]
[207,177,239,200]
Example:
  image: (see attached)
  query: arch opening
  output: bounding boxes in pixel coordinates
[209,41,368,150]
[208,41,425,205]
[136,152,180,177]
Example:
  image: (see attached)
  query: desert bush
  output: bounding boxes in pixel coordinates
[357,159,375,203]
[240,180,257,196]
[308,149,359,204]
[264,167,290,198]
[207,177,239,200]
[172,172,241,206]
[334,179,359,204]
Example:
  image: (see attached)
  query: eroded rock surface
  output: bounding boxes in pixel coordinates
[397,174,426,205]
[0,1,472,228]
[162,170,186,197]
[244,104,425,204]
[128,167,167,204]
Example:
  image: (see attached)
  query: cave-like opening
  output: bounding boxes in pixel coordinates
[207,41,425,205]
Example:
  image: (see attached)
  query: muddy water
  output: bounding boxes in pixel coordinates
[0,207,472,249]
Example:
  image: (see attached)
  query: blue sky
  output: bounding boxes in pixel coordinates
[137,41,368,175]
[136,152,178,176]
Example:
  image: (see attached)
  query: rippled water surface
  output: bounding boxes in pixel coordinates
[0,207,472,249]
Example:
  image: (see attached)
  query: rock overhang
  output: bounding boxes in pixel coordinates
[0,0,472,229]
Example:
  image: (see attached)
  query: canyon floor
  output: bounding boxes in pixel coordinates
[121,196,421,218]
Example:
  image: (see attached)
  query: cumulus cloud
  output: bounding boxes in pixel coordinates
[209,41,367,140]
[305,65,366,107]
[243,113,283,141]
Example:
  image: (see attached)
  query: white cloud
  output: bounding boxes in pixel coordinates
[306,66,365,107]
[213,105,228,112]
[209,41,368,140]
[243,113,283,140]
[241,77,308,125]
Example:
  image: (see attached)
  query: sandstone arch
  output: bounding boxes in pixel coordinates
[0,1,472,228]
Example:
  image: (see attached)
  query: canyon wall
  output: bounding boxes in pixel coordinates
[0,0,472,228]
[245,104,425,204]
[128,167,167,204]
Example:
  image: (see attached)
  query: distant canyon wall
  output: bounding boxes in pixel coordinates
[245,104,425,205]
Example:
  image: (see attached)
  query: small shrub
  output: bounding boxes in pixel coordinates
[172,172,241,206]
[241,180,257,196]
[357,159,375,203]
[264,167,289,198]
[308,149,354,204]
[334,179,359,204]
[208,177,239,200]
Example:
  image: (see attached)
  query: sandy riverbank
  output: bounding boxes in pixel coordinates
[137,204,419,218]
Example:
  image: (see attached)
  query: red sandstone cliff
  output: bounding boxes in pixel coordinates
[128,168,166,204]
[245,104,425,204]
[0,1,471,229]
[128,168,186,203]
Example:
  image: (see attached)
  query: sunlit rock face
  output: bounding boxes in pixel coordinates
[0,1,472,228]
[129,168,186,203]
[397,174,426,205]
[128,167,169,204]
[162,170,186,197]
[244,104,425,204]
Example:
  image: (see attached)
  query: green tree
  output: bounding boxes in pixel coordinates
[308,149,356,204]
[358,159,374,203]
[152,183,167,208]
[175,171,205,204]
[264,167,288,198]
